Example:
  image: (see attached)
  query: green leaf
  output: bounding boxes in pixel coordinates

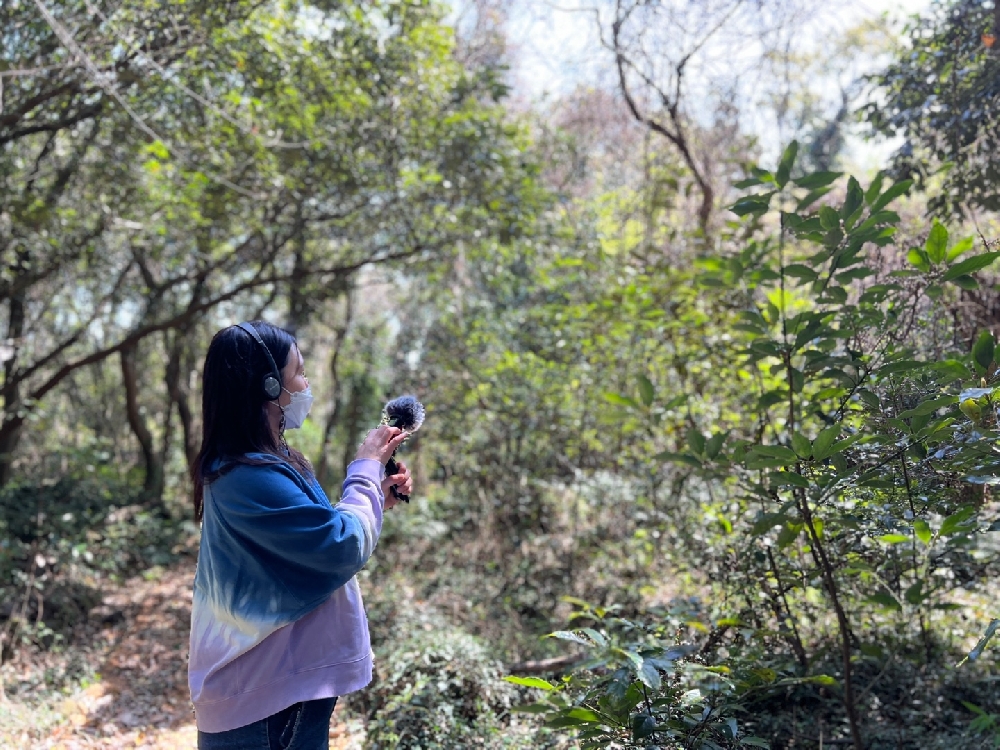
[870,179,913,213]
[784,263,819,282]
[907,247,930,272]
[752,513,789,536]
[794,170,842,190]
[653,451,702,468]
[775,141,799,188]
[566,707,602,723]
[972,330,996,374]
[904,581,925,605]
[687,429,706,456]
[632,713,657,739]
[705,430,729,459]
[925,221,949,264]
[614,648,644,673]
[842,176,864,219]
[819,205,840,229]
[963,700,987,716]
[878,533,911,544]
[942,252,1000,281]
[914,519,932,544]
[638,660,662,690]
[604,392,640,409]
[732,193,775,217]
[547,714,590,728]
[947,236,975,262]
[791,432,812,458]
[897,395,958,419]
[878,360,925,376]
[750,445,799,463]
[504,676,557,690]
[821,286,849,304]
[797,187,833,211]
[548,631,593,646]
[776,523,801,548]
[864,172,885,203]
[940,505,977,536]
[949,274,979,290]
[741,739,771,748]
[928,359,972,382]
[747,457,796,470]
[858,389,881,409]
[637,375,654,407]
[812,425,841,461]
[772,471,809,488]
[579,628,607,647]
[806,675,838,686]
[867,592,902,611]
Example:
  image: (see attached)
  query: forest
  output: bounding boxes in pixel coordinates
[5,0,1000,747]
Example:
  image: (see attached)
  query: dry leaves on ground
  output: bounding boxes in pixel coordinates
[1,562,364,749]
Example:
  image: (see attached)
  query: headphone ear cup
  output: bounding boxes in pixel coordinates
[263,375,281,400]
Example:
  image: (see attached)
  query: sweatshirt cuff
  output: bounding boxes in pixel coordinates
[346,458,386,483]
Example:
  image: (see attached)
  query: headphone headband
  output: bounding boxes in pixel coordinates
[235,322,282,400]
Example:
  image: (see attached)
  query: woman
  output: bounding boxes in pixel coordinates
[189,321,412,750]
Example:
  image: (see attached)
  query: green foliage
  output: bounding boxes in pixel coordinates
[0,0,537,493]
[527,142,1000,747]
[513,600,779,749]
[865,0,1000,216]
[0,446,193,655]
[360,623,523,748]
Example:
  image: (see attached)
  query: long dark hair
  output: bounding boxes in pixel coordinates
[192,321,312,521]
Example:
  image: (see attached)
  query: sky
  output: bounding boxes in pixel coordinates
[459,0,936,173]
[506,0,933,96]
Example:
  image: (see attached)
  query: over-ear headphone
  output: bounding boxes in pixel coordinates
[234,322,282,400]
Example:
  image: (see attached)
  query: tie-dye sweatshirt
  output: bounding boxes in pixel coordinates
[188,455,385,733]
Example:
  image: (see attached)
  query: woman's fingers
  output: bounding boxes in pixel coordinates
[386,430,408,453]
[384,460,413,499]
[355,426,403,463]
[386,473,411,491]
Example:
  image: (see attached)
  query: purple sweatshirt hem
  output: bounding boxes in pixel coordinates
[195,651,373,733]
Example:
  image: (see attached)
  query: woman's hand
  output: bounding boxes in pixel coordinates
[382,460,413,511]
[355,426,408,464]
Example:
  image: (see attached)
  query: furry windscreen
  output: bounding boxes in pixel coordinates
[381,395,425,432]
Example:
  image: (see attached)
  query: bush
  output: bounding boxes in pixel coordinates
[0,468,194,659]
[361,626,520,749]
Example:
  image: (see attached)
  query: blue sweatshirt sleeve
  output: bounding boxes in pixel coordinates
[205,458,385,612]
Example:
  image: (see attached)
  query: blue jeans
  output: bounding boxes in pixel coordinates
[197,697,338,750]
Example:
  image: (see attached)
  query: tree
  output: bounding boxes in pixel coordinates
[0,0,536,493]
[603,0,817,234]
[865,0,1000,218]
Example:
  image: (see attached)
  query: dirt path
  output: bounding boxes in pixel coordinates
[2,563,365,749]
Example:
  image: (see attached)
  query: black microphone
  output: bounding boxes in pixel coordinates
[380,395,424,503]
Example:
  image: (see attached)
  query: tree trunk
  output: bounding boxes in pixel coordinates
[0,418,24,488]
[339,377,365,490]
[316,291,354,489]
[120,342,163,502]
[287,203,309,336]
[164,329,198,471]
[0,272,27,486]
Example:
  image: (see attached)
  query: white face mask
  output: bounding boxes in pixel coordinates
[280,386,314,430]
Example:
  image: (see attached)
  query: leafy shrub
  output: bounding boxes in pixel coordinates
[0,464,193,658]
[361,626,523,749]
[512,598,779,749]
[524,145,1000,749]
